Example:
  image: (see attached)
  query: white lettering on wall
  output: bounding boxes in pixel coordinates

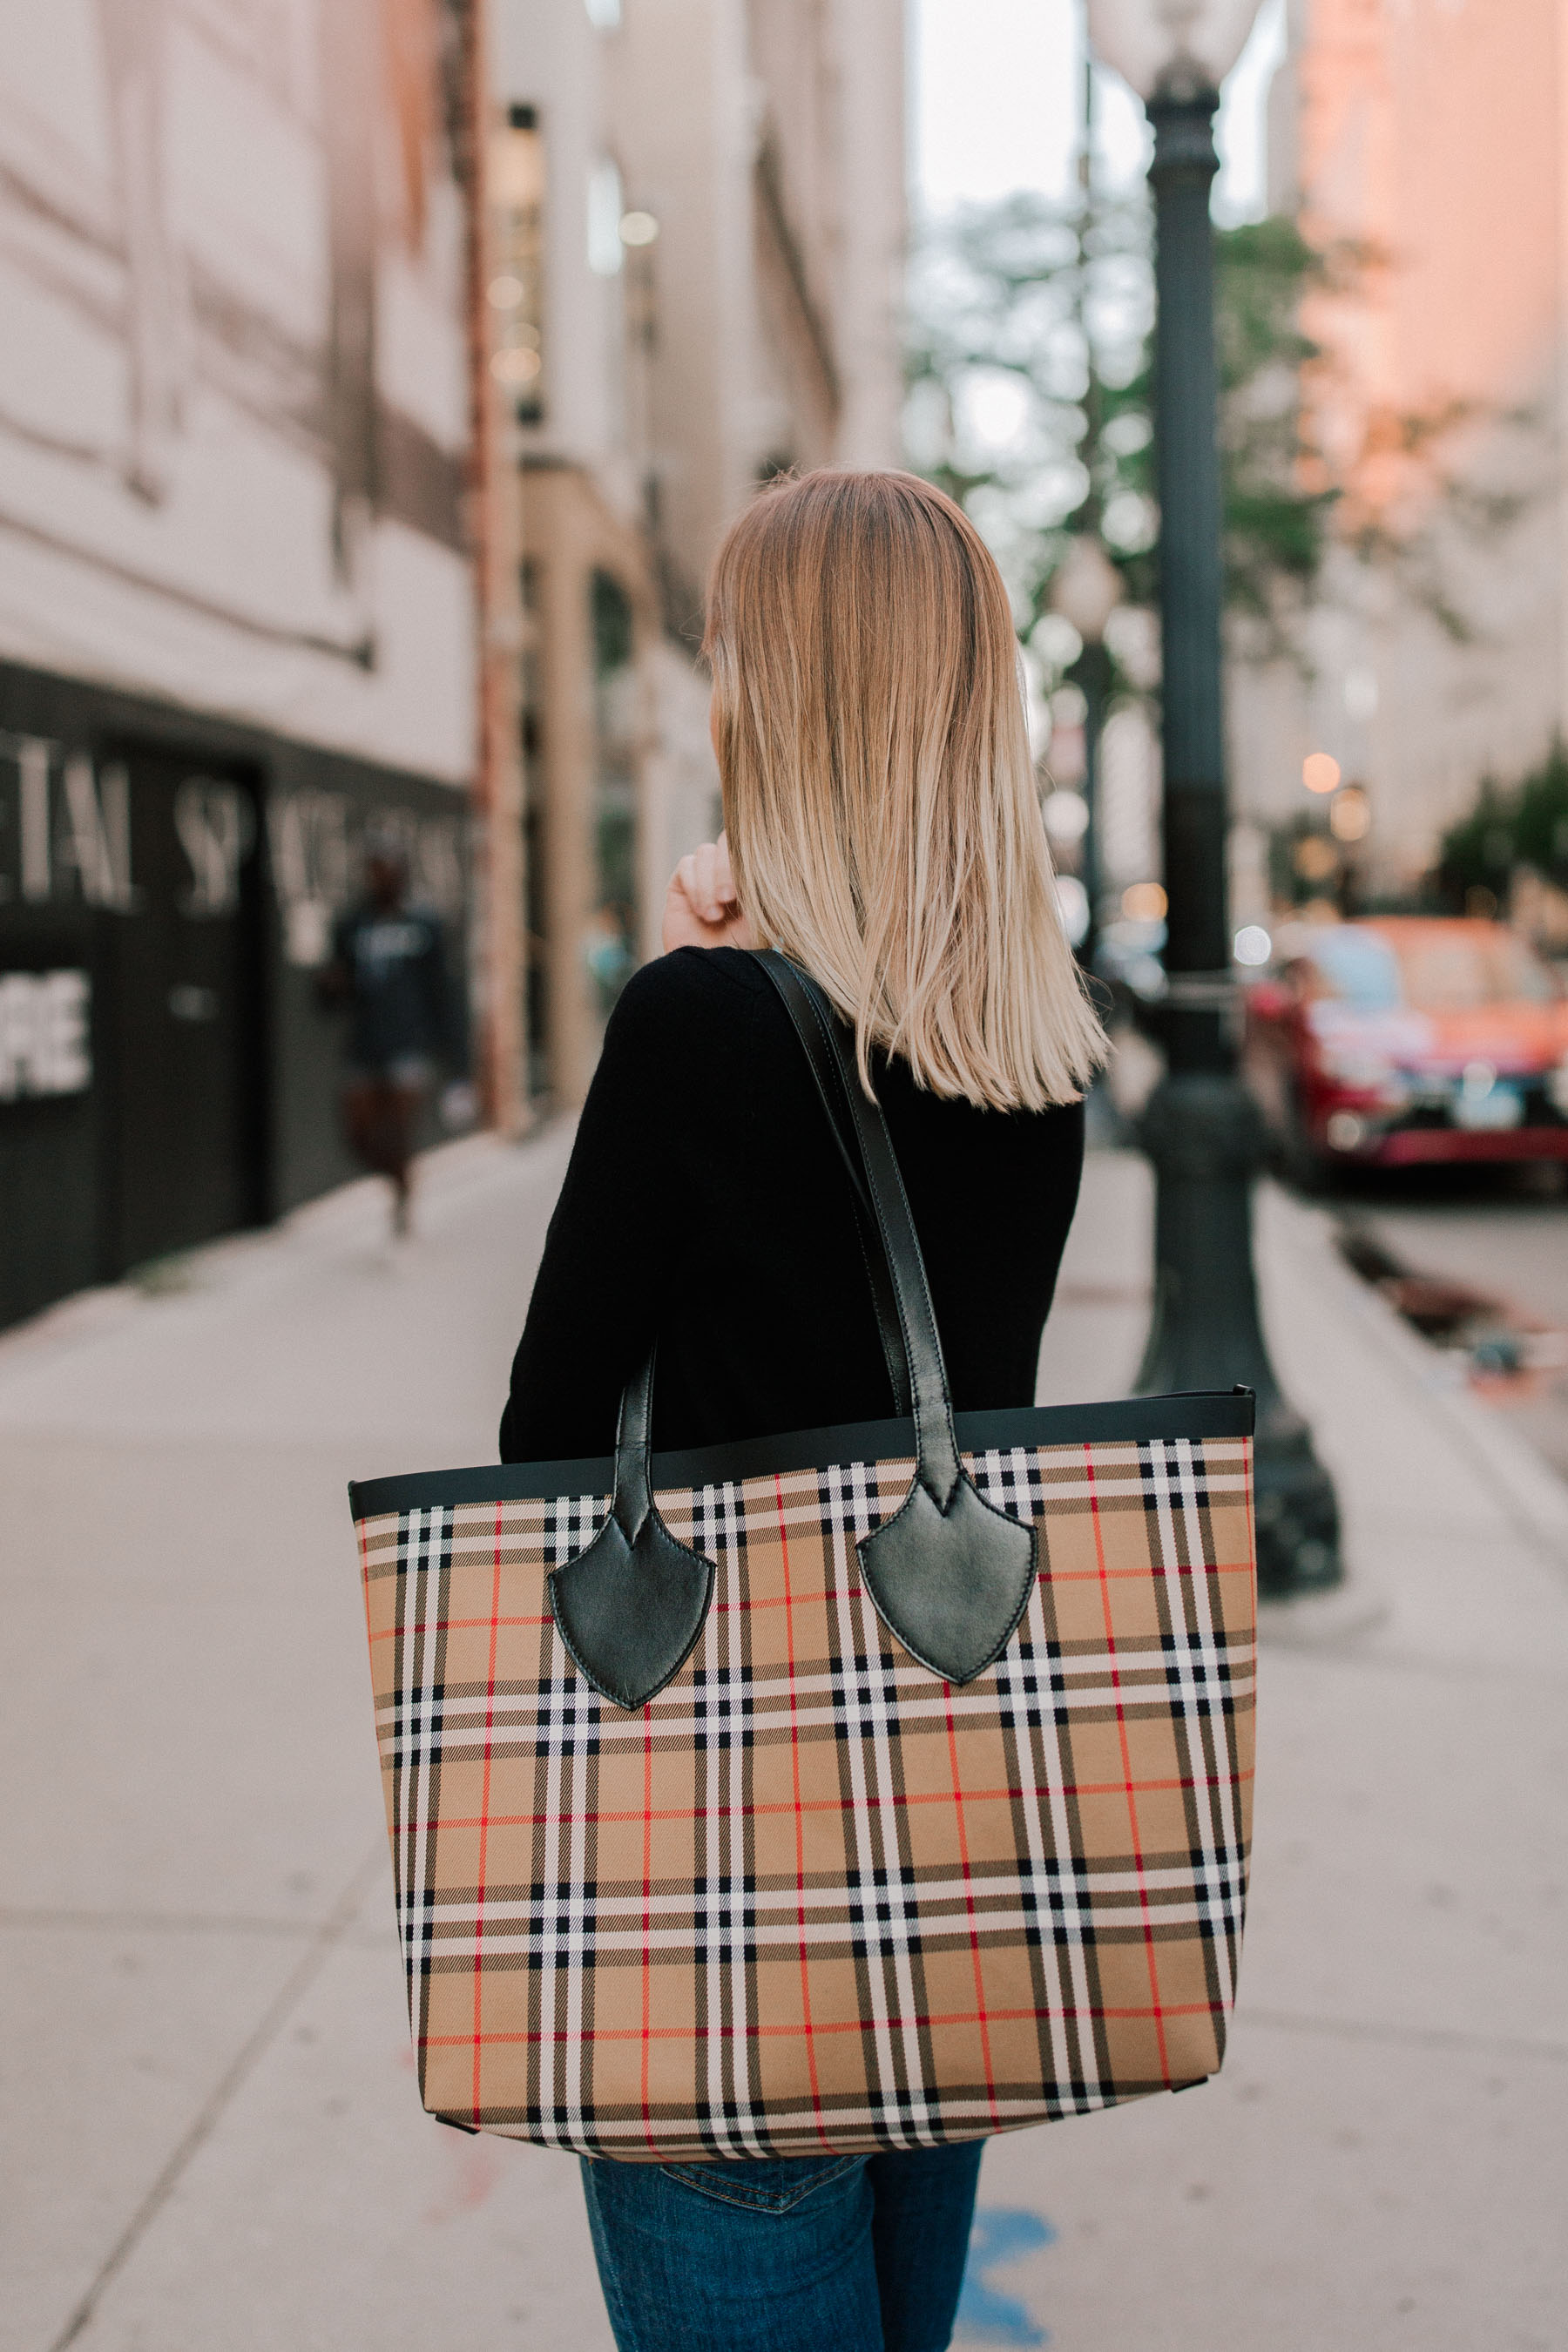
[18,738,52,901]
[0,972,92,1100]
[3,743,139,911]
[267,788,352,966]
[174,778,254,916]
[61,756,138,909]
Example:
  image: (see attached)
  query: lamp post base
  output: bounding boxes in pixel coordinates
[1135,1069,1343,1598]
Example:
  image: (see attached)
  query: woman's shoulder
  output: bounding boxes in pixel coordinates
[610,946,769,1037]
[594,950,774,1098]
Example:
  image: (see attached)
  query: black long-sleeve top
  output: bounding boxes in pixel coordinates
[499,947,1085,1463]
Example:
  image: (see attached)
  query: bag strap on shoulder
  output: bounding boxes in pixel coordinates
[750,950,913,1421]
[751,953,965,1510]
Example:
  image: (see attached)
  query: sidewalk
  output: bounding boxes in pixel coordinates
[4,1136,1565,2352]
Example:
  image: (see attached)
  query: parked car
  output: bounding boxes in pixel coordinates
[1244,917,1568,1181]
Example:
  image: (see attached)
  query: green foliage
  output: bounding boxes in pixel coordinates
[903,189,1154,650]
[1436,781,1520,907]
[1215,218,1339,621]
[904,194,1337,683]
[1437,743,1568,902]
[1514,743,1568,880]
[1438,747,1568,902]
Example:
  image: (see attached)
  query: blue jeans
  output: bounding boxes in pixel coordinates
[579,2142,985,2352]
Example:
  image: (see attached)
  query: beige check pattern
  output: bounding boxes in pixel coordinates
[356,1436,1256,2160]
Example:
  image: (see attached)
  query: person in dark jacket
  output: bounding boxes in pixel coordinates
[501,470,1105,2352]
[319,836,470,1236]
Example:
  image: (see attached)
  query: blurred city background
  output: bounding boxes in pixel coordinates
[2,3,1565,2349]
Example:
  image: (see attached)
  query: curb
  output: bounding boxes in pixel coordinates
[1258,1178,1568,1575]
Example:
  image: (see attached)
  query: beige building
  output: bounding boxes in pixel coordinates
[1229,0,1568,904]
[490,0,906,1106]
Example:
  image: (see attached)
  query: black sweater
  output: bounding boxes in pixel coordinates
[499,948,1085,1463]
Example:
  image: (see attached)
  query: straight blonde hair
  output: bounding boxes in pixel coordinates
[702,468,1106,1111]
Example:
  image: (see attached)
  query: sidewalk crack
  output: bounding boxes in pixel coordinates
[1241,2004,1568,2065]
[45,1840,385,2352]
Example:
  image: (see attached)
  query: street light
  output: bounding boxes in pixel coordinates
[1051,533,1123,962]
[1086,0,1342,1593]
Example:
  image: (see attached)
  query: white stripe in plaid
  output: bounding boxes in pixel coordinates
[359,1436,1255,2159]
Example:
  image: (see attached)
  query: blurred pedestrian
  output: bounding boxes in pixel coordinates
[317,830,472,1238]
[499,470,1104,2352]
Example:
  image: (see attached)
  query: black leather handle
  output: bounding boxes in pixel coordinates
[753,952,912,1420]
[754,953,961,1504]
[607,1346,657,1540]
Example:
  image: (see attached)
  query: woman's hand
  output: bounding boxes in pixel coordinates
[661,832,756,953]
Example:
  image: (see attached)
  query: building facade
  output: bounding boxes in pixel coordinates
[0,0,490,1331]
[491,0,906,1105]
[1233,0,1568,900]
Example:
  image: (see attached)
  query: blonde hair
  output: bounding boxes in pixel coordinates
[702,468,1106,1111]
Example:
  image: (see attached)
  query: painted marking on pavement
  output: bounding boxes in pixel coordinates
[956,2206,1056,2345]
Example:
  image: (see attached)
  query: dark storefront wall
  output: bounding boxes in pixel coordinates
[0,660,470,1334]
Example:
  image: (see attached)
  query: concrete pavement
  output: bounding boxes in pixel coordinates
[3,1130,1565,2351]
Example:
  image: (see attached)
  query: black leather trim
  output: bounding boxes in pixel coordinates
[857,1476,1039,1685]
[544,1350,715,1711]
[348,1390,1257,1519]
[550,1509,713,1711]
[754,952,912,1418]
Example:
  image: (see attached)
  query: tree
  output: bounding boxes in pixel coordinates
[1436,742,1568,908]
[904,193,1338,688]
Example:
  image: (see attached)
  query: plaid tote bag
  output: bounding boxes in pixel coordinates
[350,953,1256,2160]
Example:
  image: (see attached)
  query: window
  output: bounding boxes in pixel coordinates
[1301,929,1401,1010]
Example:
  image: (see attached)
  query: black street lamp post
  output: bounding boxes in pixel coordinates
[1051,533,1123,961]
[1085,5,1342,1593]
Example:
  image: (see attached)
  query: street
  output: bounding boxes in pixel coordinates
[5,1130,1566,2352]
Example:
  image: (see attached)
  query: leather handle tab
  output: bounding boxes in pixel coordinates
[548,1341,715,1712]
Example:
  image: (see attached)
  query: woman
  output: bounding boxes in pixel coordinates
[501,470,1104,2352]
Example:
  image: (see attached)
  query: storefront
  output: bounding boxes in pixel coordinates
[0,663,468,1331]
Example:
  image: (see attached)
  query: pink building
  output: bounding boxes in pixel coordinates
[1234,0,1568,890]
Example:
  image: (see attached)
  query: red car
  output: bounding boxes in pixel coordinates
[1244,917,1568,1179]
